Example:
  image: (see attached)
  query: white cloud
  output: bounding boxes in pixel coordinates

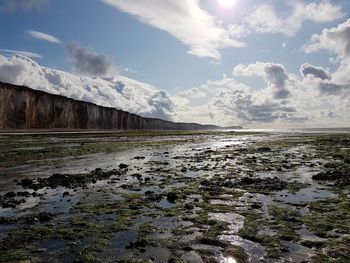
[0,49,42,58]
[177,87,207,99]
[303,19,350,58]
[174,75,310,127]
[0,54,176,121]
[302,1,345,23]
[227,24,251,39]
[0,53,348,127]
[303,19,350,85]
[27,30,61,44]
[233,62,266,77]
[101,0,246,60]
[144,91,175,121]
[0,0,47,12]
[246,1,345,37]
[245,4,283,35]
[233,62,291,100]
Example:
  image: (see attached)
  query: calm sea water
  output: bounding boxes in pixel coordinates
[228,127,350,134]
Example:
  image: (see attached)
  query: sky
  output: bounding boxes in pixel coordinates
[0,0,349,128]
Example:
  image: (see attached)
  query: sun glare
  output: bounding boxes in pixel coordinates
[218,0,237,7]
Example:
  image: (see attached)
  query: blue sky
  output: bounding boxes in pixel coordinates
[0,0,349,127]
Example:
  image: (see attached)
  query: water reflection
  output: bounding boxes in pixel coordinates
[221,256,238,263]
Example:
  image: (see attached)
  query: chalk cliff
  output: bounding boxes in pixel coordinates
[0,81,221,130]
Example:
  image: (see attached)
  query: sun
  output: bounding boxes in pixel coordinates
[218,0,237,7]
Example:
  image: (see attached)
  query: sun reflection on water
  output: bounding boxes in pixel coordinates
[222,257,238,263]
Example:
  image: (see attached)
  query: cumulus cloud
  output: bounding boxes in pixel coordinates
[177,87,207,99]
[0,53,348,127]
[303,19,350,85]
[101,0,246,60]
[300,63,330,80]
[144,91,175,121]
[66,43,115,77]
[173,76,311,127]
[265,64,291,100]
[0,54,177,121]
[302,19,350,97]
[304,19,350,59]
[233,62,291,100]
[0,0,47,12]
[0,49,42,58]
[211,79,298,123]
[27,30,61,44]
[246,1,344,37]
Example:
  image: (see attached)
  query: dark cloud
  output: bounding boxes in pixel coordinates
[0,0,47,12]
[66,43,113,77]
[237,100,298,123]
[300,63,330,80]
[319,83,349,95]
[214,87,306,124]
[264,64,291,100]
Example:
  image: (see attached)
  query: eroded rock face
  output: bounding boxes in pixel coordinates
[0,81,218,130]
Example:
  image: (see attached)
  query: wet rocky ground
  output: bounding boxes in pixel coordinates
[0,130,349,263]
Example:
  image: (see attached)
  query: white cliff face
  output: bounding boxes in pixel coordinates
[0,81,218,130]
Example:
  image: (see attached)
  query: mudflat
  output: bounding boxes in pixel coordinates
[0,130,349,263]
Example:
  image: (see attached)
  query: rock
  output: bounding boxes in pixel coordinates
[4,192,16,198]
[119,163,129,169]
[134,156,145,160]
[16,191,31,197]
[185,203,195,210]
[312,170,343,181]
[0,217,16,224]
[2,202,16,209]
[257,147,272,152]
[251,203,262,209]
[312,169,350,186]
[235,177,288,191]
[19,178,34,188]
[132,173,142,180]
[199,237,228,248]
[166,192,179,203]
[32,192,41,197]
[200,179,211,186]
[17,169,121,190]
[63,191,70,197]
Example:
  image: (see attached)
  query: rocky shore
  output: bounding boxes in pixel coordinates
[0,131,349,262]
